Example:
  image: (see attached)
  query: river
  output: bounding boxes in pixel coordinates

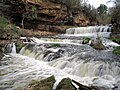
[0,26,120,90]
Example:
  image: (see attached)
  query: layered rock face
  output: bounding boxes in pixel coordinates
[26,0,68,24]
[0,0,89,29]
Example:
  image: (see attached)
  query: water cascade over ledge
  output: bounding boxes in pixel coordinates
[65,26,111,38]
[0,25,120,90]
[3,42,16,53]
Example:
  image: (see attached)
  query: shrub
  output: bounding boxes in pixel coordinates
[0,16,8,29]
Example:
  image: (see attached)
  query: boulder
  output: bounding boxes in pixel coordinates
[90,37,106,50]
[26,75,55,90]
[56,78,76,90]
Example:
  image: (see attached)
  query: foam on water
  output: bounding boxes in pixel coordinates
[0,54,118,90]
[1,25,120,90]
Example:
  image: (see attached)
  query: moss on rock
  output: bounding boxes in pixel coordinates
[51,44,61,47]
[56,78,76,90]
[16,40,24,53]
[28,75,55,90]
[113,46,120,55]
[82,38,91,44]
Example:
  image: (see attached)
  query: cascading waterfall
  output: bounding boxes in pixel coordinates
[1,43,120,90]
[66,26,111,34]
[18,43,120,89]
[1,25,120,90]
[65,26,111,38]
[20,44,120,78]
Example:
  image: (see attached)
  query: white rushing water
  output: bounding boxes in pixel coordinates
[1,25,120,90]
[18,42,120,89]
[4,42,16,53]
[0,52,119,90]
[11,43,16,53]
[66,26,111,38]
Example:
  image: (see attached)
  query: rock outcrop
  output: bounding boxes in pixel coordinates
[73,13,89,26]
[1,0,89,29]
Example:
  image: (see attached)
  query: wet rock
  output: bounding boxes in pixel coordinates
[26,75,55,90]
[82,38,91,44]
[110,32,120,44]
[0,50,4,60]
[0,44,4,60]
[16,40,25,53]
[90,38,106,50]
[43,48,64,61]
[56,78,76,90]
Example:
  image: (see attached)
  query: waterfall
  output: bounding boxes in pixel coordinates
[1,43,120,89]
[1,39,120,90]
[4,42,16,53]
[66,26,111,34]
[11,43,16,53]
[20,43,120,78]
[1,24,120,90]
[49,57,120,78]
[65,26,111,38]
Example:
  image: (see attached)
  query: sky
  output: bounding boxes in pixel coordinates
[88,0,114,8]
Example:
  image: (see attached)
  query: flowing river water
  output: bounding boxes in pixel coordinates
[0,26,120,90]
